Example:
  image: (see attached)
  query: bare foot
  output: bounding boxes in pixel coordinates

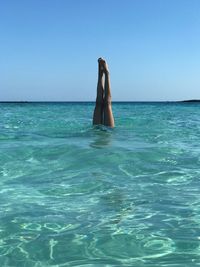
[98,58,104,74]
[98,58,109,74]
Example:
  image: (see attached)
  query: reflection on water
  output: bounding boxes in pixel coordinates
[90,126,113,148]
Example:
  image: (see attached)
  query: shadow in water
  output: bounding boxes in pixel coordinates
[100,188,133,225]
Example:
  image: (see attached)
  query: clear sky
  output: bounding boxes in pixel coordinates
[1,0,200,101]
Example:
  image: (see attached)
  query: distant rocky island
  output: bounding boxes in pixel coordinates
[181,100,200,103]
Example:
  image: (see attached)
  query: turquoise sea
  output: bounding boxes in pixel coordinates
[0,102,200,267]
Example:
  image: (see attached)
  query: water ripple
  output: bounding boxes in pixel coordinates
[1,103,200,266]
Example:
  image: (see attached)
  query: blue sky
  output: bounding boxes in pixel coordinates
[1,0,200,101]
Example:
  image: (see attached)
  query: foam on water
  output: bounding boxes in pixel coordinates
[0,102,200,266]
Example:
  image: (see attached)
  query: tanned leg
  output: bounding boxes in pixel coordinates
[102,60,115,127]
[93,58,104,125]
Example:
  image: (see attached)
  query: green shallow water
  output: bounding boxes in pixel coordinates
[0,102,200,266]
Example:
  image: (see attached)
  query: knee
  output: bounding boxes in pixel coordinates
[95,100,103,106]
[104,100,112,107]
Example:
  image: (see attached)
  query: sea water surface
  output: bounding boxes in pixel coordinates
[0,102,200,267]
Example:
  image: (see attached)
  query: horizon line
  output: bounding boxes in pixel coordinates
[0,99,200,103]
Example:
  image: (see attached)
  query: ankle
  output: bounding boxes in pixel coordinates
[104,70,109,76]
[98,71,103,78]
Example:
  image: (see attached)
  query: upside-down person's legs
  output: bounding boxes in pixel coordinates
[93,59,104,125]
[103,62,115,128]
